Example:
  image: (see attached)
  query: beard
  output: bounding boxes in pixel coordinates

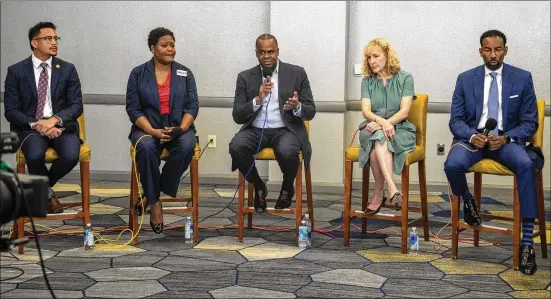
[485,60,502,71]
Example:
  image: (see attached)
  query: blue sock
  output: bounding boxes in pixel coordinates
[522,218,535,246]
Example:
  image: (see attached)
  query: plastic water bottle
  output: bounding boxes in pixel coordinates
[409,227,419,254]
[84,223,94,251]
[298,220,309,249]
[185,216,193,244]
[303,214,312,246]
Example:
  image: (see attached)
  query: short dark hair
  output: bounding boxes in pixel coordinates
[480,29,507,46]
[28,21,56,51]
[255,33,278,48]
[148,27,175,50]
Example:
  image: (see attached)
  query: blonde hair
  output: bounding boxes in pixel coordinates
[362,38,400,77]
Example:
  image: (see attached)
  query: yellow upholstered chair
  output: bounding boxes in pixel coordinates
[451,99,548,270]
[14,113,91,254]
[128,142,201,244]
[237,121,314,243]
[343,94,429,253]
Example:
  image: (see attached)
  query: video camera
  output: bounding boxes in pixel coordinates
[1,132,49,250]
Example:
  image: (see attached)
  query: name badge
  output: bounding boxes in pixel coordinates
[177,70,187,77]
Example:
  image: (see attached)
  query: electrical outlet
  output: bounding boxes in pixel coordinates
[437,143,445,155]
[208,135,216,148]
[354,64,363,76]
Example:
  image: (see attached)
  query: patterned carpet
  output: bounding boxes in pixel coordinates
[1,181,550,298]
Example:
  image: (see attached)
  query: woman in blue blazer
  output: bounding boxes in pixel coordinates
[125,27,199,234]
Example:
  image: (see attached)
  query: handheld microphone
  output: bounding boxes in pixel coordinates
[262,66,274,81]
[59,122,78,133]
[358,123,367,130]
[483,118,497,136]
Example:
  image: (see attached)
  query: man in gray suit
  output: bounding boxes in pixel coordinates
[230,33,316,212]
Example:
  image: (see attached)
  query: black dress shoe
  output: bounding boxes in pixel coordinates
[150,221,164,234]
[275,188,294,209]
[463,199,482,227]
[254,184,268,213]
[519,245,537,275]
[135,196,148,217]
[150,202,164,234]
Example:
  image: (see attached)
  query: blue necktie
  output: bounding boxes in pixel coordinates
[487,72,499,135]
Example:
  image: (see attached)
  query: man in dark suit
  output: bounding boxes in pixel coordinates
[445,30,539,275]
[230,33,316,212]
[4,21,83,214]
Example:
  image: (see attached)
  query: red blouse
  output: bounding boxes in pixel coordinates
[158,71,171,115]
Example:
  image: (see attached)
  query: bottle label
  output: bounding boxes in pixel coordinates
[185,224,191,239]
[409,233,418,246]
[299,226,308,240]
[87,229,94,246]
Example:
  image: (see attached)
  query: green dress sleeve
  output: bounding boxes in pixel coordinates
[401,73,415,97]
[361,77,371,99]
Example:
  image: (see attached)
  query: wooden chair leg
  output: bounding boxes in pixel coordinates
[15,157,26,254]
[305,165,314,230]
[247,183,254,229]
[535,170,547,258]
[191,159,199,242]
[80,161,91,226]
[513,178,521,271]
[17,217,25,254]
[361,167,370,234]
[343,160,352,246]
[295,163,303,245]
[451,194,460,259]
[419,160,429,241]
[129,159,139,245]
[400,165,410,254]
[473,172,482,247]
[238,173,245,243]
[17,159,25,174]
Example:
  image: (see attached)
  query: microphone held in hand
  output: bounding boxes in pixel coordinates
[358,122,367,130]
[60,122,78,133]
[262,66,274,79]
[483,118,497,136]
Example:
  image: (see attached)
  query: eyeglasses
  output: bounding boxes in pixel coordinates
[34,36,61,43]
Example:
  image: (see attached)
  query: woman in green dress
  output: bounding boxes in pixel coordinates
[358,38,416,215]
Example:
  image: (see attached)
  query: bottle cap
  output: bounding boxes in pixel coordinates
[304,214,309,219]
[86,223,92,227]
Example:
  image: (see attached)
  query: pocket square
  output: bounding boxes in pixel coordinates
[510,95,519,99]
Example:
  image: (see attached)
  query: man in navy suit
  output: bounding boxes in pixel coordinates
[445,30,539,275]
[4,21,83,214]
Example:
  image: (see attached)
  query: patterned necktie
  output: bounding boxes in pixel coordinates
[35,62,49,121]
[487,72,499,135]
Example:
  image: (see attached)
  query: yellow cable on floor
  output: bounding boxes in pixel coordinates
[20,135,150,247]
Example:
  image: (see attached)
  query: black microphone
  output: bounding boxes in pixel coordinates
[262,66,274,79]
[483,118,497,136]
[358,123,367,130]
[60,122,78,133]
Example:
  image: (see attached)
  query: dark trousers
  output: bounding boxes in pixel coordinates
[19,130,80,188]
[444,140,537,219]
[229,127,301,191]
[131,130,196,205]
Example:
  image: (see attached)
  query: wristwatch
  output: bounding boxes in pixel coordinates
[504,134,511,144]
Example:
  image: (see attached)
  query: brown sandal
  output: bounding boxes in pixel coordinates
[364,197,388,215]
[388,192,402,211]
